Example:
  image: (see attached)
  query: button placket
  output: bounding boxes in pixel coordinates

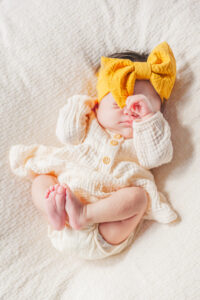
[113,134,122,139]
[110,140,118,146]
[100,133,123,171]
[102,156,110,164]
[110,133,124,147]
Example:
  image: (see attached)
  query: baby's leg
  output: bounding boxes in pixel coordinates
[85,187,148,224]
[31,174,68,230]
[65,185,148,244]
[98,209,146,246]
[89,187,148,245]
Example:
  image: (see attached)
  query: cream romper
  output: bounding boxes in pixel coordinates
[9,95,177,260]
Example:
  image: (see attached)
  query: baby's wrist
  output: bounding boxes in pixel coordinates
[133,112,155,122]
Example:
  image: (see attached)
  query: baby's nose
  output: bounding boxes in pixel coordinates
[123,107,130,115]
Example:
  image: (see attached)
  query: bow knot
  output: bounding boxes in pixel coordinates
[134,62,151,80]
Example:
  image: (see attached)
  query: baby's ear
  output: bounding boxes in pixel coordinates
[92,99,99,111]
[85,99,98,109]
[160,100,165,113]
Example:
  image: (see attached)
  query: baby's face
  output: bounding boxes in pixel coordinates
[96,80,162,139]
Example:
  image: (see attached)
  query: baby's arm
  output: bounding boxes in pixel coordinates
[56,95,97,145]
[124,95,173,169]
[132,111,173,169]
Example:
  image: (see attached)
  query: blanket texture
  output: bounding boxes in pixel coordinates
[1,0,200,299]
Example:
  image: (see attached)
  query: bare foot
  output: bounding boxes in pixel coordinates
[65,185,87,230]
[45,183,69,231]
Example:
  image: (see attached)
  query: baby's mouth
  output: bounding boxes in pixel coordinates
[120,115,139,124]
[119,120,133,127]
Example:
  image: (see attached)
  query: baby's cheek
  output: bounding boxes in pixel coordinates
[107,112,117,124]
[109,111,120,123]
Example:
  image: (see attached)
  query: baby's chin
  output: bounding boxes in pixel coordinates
[106,125,133,139]
[120,127,133,139]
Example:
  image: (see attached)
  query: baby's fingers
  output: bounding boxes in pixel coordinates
[126,95,153,116]
[123,106,132,115]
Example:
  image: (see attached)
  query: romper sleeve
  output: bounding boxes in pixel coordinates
[132,111,173,169]
[55,94,97,145]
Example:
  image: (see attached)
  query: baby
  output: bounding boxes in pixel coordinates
[9,41,178,260]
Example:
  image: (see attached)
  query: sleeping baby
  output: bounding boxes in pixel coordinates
[9,41,178,260]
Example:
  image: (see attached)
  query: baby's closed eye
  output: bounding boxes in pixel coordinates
[113,103,120,109]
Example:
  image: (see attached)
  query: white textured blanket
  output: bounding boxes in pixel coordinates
[1,0,200,299]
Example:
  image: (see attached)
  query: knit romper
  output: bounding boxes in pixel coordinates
[9,94,177,260]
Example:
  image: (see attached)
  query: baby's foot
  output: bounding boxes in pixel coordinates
[45,184,69,230]
[65,185,87,230]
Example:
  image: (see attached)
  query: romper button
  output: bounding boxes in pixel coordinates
[110,140,118,146]
[114,134,122,139]
[103,156,110,164]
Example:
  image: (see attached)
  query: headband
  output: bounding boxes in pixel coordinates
[96,41,176,108]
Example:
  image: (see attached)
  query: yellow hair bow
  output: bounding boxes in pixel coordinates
[96,41,176,108]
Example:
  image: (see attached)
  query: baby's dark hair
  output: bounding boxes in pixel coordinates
[96,50,165,113]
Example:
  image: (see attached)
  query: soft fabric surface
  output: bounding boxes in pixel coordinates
[1,0,200,299]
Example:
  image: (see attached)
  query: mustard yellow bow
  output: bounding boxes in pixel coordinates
[96,41,176,108]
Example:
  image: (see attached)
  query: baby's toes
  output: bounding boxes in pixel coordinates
[45,188,51,199]
[54,184,59,190]
[45,185,54,198]
[45,185,54,196]
[56,184,66,194]
[50,185,56,191]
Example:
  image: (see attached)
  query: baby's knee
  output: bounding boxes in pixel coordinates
[31,174,58,204]
[31,174,58,192]
[137,187,148,215]
[128,186,148,215]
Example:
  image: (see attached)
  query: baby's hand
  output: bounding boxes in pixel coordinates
[123,95,154,120]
